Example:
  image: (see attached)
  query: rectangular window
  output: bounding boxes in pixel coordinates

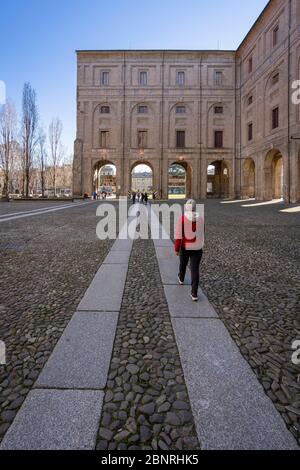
[101,71,109,86]
[272,73,279,85]
[248,57,253,73]
[272,107,279,129]
[100,106,110,114]
[214,106,223,114]
[176,130,185,148]
[215,71,223,86]
[176,71,185,86]
[138,130,148,148]
[273,25,279,47]
[214,131,223,148]
[100,131,109,148]
[138,105,148,114]
[248,123,253,141]
[139,71,148,86]
[176,106,186,114]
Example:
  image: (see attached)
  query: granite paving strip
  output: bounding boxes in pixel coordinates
[77,264,128,312]
[111,239,133,252]
[0,389,104,450]
[149,205,298,450]
[0,202,114,443]
[164,285,217,318]
[96,217,200,450]
[35,312,119,390]
[174,318,298,450]
[153,239,174,247]
[154,245,191,285]
[0,213,136,450]
[103,251,131,265]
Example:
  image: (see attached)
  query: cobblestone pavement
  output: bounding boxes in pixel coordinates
[0,202,114,442]
[166,199,300,446]
[96,233,200,451]
[1,198,299,449]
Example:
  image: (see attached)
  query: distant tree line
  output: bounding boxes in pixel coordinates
[0,82,72,198]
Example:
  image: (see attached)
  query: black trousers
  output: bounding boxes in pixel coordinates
[179,248,203,295]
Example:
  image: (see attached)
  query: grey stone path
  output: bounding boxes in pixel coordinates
[96,212,199,450]
[1,202,298,450]
[149,206,298,450]
[0,216,136,450]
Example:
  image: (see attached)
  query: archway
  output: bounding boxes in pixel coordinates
[93,162,117,199]
[264,150,283,200]
[168,162,191,199]
[242,158,256,198]
[131,163,153,198]
[207,160,229,198]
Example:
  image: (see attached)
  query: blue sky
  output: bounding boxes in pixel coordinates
[1,0,269,154]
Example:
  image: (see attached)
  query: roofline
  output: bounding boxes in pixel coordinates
[237,0,272,51]
[76,49,235,54]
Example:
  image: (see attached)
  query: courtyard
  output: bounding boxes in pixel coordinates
[0,198,299,450]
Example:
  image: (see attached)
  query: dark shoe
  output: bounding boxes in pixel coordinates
[191,294,198,302]
[178,275,184,285]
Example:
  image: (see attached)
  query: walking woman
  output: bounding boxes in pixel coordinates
[174,199,204,301]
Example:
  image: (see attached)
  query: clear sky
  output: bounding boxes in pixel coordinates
[1,0,269,155]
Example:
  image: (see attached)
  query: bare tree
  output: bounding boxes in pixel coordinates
[48,117,63,196]
[21,82,38,197]
[0,101,17,198]
[59,153,73,194]
[36,127,47,197]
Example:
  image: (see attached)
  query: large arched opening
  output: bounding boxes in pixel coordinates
[168,162,192,199]
[242,158,256,198]
[207,160,229,198]
[93,161,117,199]
[131,163,153,198]
[264,150,284,200]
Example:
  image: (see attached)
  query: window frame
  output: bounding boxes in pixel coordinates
[101,71,109,87]
[139,71,148,86]
[137,130,148,148]
[214,130,223,148]
[272,72,279,86]
[176,130,186,149]
[99,130,109,148]
[138,105,148,114]
[247,122,253,142]
[175,105,186,114]
[100,106,110,114]
[214,106,223,114]
[272,107,279,130]
[273,24,279,47]
[176,71,185,86]
[214,70,223,86]
[248,56,253,74]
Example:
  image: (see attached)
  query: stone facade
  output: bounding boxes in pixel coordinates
[74,0,300,202]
